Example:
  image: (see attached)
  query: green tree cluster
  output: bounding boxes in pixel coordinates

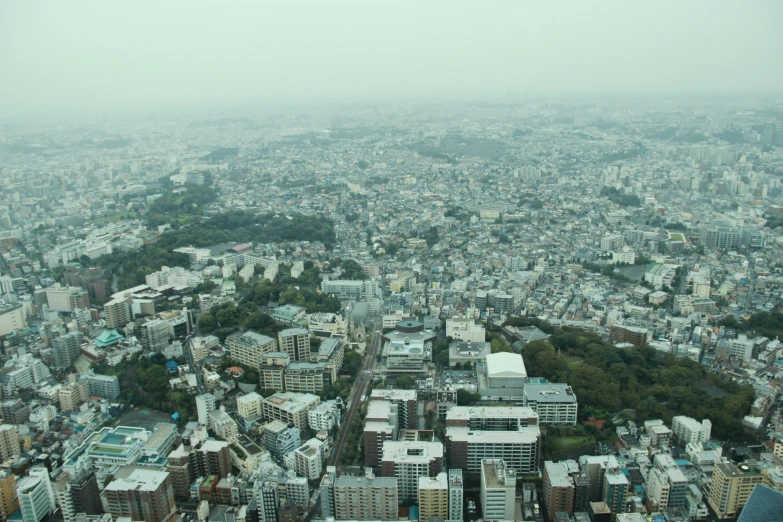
[519,326,756,441]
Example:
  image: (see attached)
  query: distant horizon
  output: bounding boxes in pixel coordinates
[2,0,782,118]
[2,90,783,123]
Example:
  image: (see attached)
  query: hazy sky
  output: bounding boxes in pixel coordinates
[1,0,782,115]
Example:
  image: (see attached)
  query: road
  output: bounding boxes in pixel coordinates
[329,322,382,469]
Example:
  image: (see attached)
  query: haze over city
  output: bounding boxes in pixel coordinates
[1,0,783,115]
[2,2,783,522]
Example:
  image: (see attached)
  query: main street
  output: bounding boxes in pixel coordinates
[329,321,382,469]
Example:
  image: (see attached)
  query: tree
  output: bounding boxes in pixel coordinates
[457,389,481,406]
[396,376,415,390]
[490,337,511,353]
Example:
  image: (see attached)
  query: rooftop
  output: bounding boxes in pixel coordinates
[485,352,527,378]
[104,468,170,492]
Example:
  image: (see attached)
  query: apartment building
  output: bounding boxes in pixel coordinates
[448,469,463,522]
[226,331,277,370]
[671,416,712,446]
[277,328,310,362]
[480,459,516,522]
[380,441,444,500]
[293,439,324,480]
[370,388,418,429]
[261,392,320,431]
[543,461,575,521]
[0,426,20,463]
[17,468,55,522]
[81,374,120,400]
[523,384,578,425]
[418,473,448,522]
[237,392,264,421]
[707,462,763,519]
[102,469,176,522]
[332,473,398,521]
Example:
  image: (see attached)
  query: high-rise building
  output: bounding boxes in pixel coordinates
[277,328,310,362]
[263,420,301,461]
[364,400,398,469]
[17,468,56,522]
[445,406,541,474]
[602,470,628,518]
[543,461,575,521]
[319,468,335,519]
[418,473,448,522]
[104,294,132,329]
[166,439,232,501]
[332,472,398,521]
[293,438,324,480]
[226,331,277,370]
[0,425,20,462]
[52,332,82,369]
[381,441,443,501]
[448,469,463,522]
[141,319,170,352]
[370,389,418,429]
[195,393,216,426]
[0,471,19,522]
[480,459,516,522]
[707,462,763,519]
[253,480,278,522]
[69,472,102,518]
[102,469,176,522]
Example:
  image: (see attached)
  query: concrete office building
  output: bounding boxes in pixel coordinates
[17,468,56,522]
[446,316,486,343]
[102,469,176,522]
[308,402,340,432]
[226,331,277,370]
[523,384,578,425]
[418,473,448,522]
[480,459,516,522]
[278,328,310,362]
[446,405,538,431]
[381,441,444,500]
